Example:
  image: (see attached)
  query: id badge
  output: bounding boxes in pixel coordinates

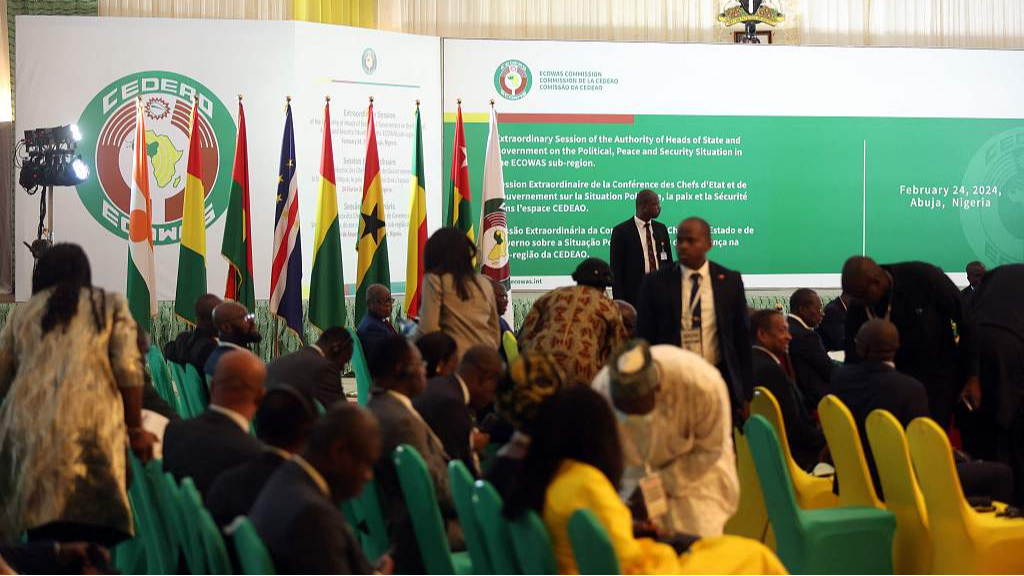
[660,251,668,261]
[682,328,703,356]
[639,473,668,520]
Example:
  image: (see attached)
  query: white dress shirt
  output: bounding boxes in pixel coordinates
[209,405,250,433]
[634,216,656,273]
[788,313,811,330]
[681,260,720,366]
[291,453,331,497]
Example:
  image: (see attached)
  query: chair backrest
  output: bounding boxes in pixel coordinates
[567,509,621,575]
[393,444,457,575]
[724,427,771,542]
[351,479,390,560]
[448,461,493,574]
[166,362,198,418]
[347,327,373,406]
[752,386,837,510]
[502,331,519,363]
[508,510,558,575]
[906,418,974,563]
[866,410,932,575]
[155,471,188,561]
[232,516,276,575]
[197,507,233,574]
[178,478,209,574]
[744,414,805,571]
[184,363,210,410]
[472,479,521,574]
[127,455,174,574]
[818,394,884,509]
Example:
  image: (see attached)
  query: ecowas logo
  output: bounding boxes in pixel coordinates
[76,71,235,245]
[961,128,1024,265]
[494,59,532,101]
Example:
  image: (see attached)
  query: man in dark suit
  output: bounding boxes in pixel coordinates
[204,301,262,378]
[164,293,222,374]
[750,309,824,471]
[817,292,850,352]
[164,350,266,494]
[250,403,389,575]
[636,217,752,417]
[787,288,836,410]
[205,385,317,528]
[266,327,353,407]
[356,284,397,364]
[961,260,986,306]
[971,264,1024,500]
[842,256,979,428]
[832,318,1014,504]
[367,335,455,574]
[610,189,673,307]
[414,345,502,476]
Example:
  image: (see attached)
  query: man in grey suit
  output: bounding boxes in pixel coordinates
[367,335,455,574]
[265,327,354,407]
[250,403,391,574]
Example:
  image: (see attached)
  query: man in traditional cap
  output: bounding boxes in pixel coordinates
[520,258,630,386]
[592,340,739,537]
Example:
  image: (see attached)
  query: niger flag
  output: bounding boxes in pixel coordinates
[447,100,474,243]
[127,97,156,332]
[355,99,390,325]
[174,97,208,325]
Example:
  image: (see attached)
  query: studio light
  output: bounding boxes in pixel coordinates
[15,124,90,193]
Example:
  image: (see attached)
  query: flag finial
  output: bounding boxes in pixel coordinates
[490,99,495,106]
[457,98,462,106]
[415,99,420,107]
[286,95,292,103]
[238,94,243,102]
[326,95,331,103]
[369,96,374,104]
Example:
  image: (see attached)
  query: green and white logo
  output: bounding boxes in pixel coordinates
[76,70,234,245]
[960,128,1024,265]
[494,59,532,101]
[362,48,378,75]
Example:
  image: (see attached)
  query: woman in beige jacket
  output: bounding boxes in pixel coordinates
[416,228,501,360]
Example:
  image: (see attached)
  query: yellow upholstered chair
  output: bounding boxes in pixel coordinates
[818,395,884,509]
[907,417,1024,574]
[866,409,932,575]
[750,387,837,510]
[724,428,771,543]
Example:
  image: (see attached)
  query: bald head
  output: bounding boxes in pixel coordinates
[615,300,637,337]
[304,403,381,503]
[459,345,503,410]
[635,189,661,221]
[855,319,900,362]
[366,284,394,321]
[212,300,260,345]
[210,350,266,418]
[196,294,223,332]
[841,256,890,304]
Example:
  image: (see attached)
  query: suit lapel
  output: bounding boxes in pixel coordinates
[669,265,682,332]
[709,261,728,325]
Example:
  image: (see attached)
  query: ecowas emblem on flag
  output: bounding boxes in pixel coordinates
[494,59,532,101]
[76,71,235,244]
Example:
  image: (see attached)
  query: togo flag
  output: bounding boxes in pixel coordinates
[222,96,256,312]
[126,97,156,333]
[309,98,347,332]
[479,104,511,322]
[447,100,474,243]
[174,97,208,326]
[355,99,390,325]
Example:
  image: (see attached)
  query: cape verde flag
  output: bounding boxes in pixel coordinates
[269,102,304,340]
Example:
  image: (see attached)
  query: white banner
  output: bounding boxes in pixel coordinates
[15,16,442,301]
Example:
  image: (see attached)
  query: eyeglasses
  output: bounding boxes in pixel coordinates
[243,313,256,323]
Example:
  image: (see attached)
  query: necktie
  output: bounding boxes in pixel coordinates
[384,317,397,334]
[689,274,702,330]
[644,222,658,273]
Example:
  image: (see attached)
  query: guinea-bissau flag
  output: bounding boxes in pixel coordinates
[174,97,208,326]
[447,100,474,243]
[403,102,427,319]
[126,97,157,333]
[221,97,255,312]
[309,97,347,332]
[355,98,390,325]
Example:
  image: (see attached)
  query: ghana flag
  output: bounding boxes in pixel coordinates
[355,98,390,325]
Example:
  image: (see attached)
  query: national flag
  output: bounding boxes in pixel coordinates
[269,100,304,340]
[355,99,391,325]
[174,97,208,326]
[309,98,347,331]
[222,97,256,312]
[447,100,475,243]
[479,104,512,324]
[404,102,427,319]
[126,97,156,333]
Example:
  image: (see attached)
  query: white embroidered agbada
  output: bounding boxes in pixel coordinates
[593,345,739,537]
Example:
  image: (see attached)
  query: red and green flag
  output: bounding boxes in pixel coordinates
[222,97,255,312]
[174,97,208,326]
[355,99,391,325]
[309,98,347,331]
[447,100,475,243]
